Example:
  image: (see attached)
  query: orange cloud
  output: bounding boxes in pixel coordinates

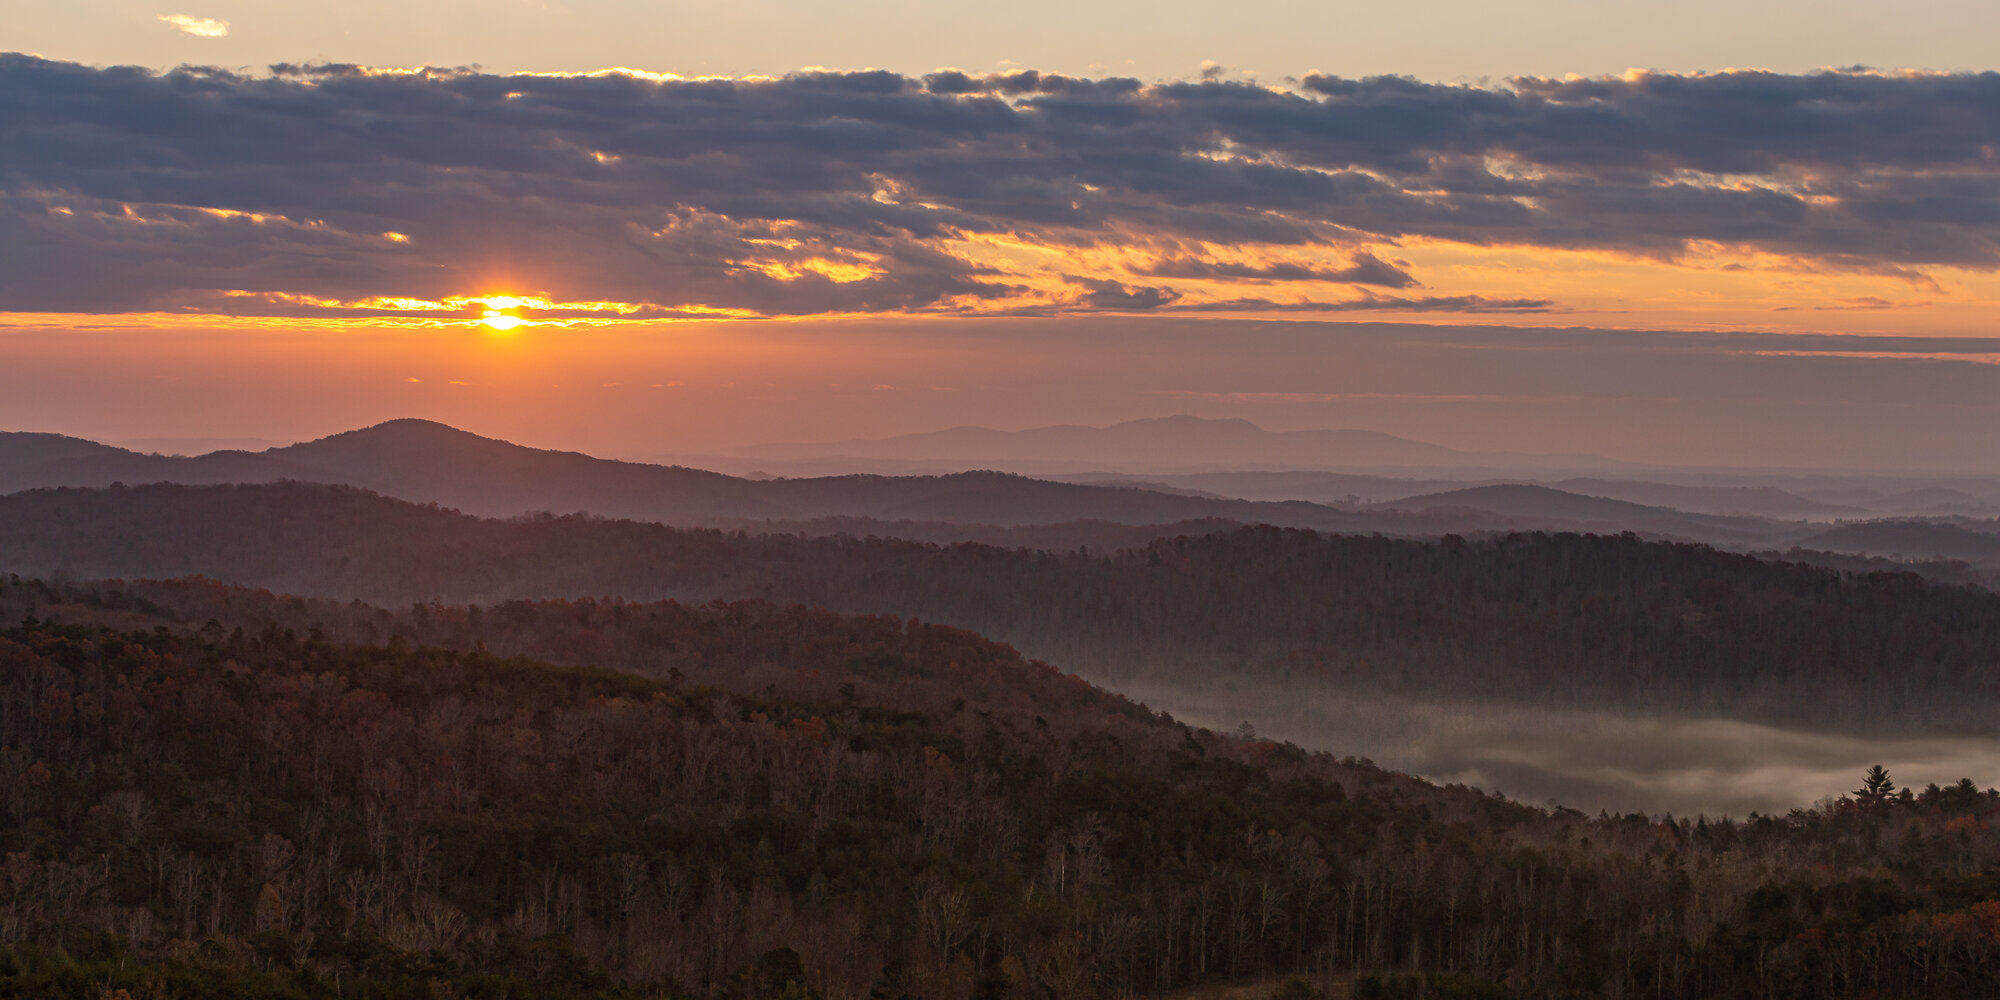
[18,57,2000,338]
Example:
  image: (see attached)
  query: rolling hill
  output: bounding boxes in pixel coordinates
[1796,519,2000,564]
[4,480,1997,735]
[725,414,1466,469]
[0,420,1391,529]
[15,584,1997,1000]
[1367,483,1787,544]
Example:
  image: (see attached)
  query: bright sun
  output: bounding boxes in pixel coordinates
[478,295,530,332]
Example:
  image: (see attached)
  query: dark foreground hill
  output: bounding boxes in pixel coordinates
[9,585,2000,999]
[3,481,1998,734]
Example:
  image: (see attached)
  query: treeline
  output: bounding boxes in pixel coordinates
[11,597,2000,998]
[4,483,2000,732]
[0,575,1143,729]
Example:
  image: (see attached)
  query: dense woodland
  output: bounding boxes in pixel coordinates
[9,586,2000,999]
[3,483,2000,732]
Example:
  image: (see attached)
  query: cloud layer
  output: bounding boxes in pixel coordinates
[9,55,2000,319]
[156,14,230,38]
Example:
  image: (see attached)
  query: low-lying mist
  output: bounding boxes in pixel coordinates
[1108,678,2000,818]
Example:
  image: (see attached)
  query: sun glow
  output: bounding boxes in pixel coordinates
[477,295,536,333]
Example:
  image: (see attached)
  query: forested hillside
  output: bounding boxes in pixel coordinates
[3,483,1998,732]
[10,592,2000,998]
[0,576,1138,727]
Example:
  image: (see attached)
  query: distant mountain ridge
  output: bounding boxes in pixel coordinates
[1067,470,1853,519]
[11,420,1993,561]
[1383,483,1674,520]
[1796,519,2000,564]
[3,480,1997,735]
[1359,483,1794,546]
[727,415,1465,469]
[0,419,1395,530]
[1544,478,1858,519]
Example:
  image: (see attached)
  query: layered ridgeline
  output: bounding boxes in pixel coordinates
[0,420,1400,532]
[14,419,2000,581]
[1,482,1997,737]
[10,582,2000,999]
[0,419,1875,548]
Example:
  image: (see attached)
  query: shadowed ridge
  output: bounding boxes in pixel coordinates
[1367,483,1802,547]
[0,420,1800,536]
[276,417,601,467]
[1547,477,1859,519]
[0,419,1397,529]
[730,413,1464,468]
[0,430,306,494]
[278,418,747,485]
[262,421,1299,526]
[1381,483,1678,519]
[265,418,786,519]
[281,416,495,451]
[1798,519,2000,563]
[0,430,139,465]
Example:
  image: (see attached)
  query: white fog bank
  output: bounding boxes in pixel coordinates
[1106,679,2000,818]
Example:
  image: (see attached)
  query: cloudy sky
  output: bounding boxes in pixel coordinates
[7,5,2000,468]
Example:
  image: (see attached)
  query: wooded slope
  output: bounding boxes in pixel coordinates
[8,589,2000,998]
[2,482,1997,732]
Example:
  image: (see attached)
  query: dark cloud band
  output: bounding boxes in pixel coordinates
[6,56,2000,318]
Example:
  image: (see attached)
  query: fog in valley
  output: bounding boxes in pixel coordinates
[1111,678,2000,818]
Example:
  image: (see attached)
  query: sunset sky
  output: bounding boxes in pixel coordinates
[8,3,2000,470]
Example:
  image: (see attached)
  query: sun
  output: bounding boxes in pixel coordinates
[477,295,532,332]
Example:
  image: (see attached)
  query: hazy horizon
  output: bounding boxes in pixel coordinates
[14,406,2000,479]
[5,317,2000,475]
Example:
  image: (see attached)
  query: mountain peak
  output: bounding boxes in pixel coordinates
[280,419,532,460]
[311,418,490,444]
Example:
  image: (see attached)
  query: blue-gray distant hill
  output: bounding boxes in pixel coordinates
[724,415,1466,470]
[1370,483,1785,545]
[1795,519,2000,565]
[0,420,1907,551]
[1069,471,1854,519]
[1542,478,1855,519]
[0,419,1428,531]
[2,480,1996,734]
[1383,484,1688,520]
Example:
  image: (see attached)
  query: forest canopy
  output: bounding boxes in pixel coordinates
[2,482,1997,733]
[6,585,2000,998]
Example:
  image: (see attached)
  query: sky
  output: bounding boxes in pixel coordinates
[20,0,2000,85]
[7,3,2000,469]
